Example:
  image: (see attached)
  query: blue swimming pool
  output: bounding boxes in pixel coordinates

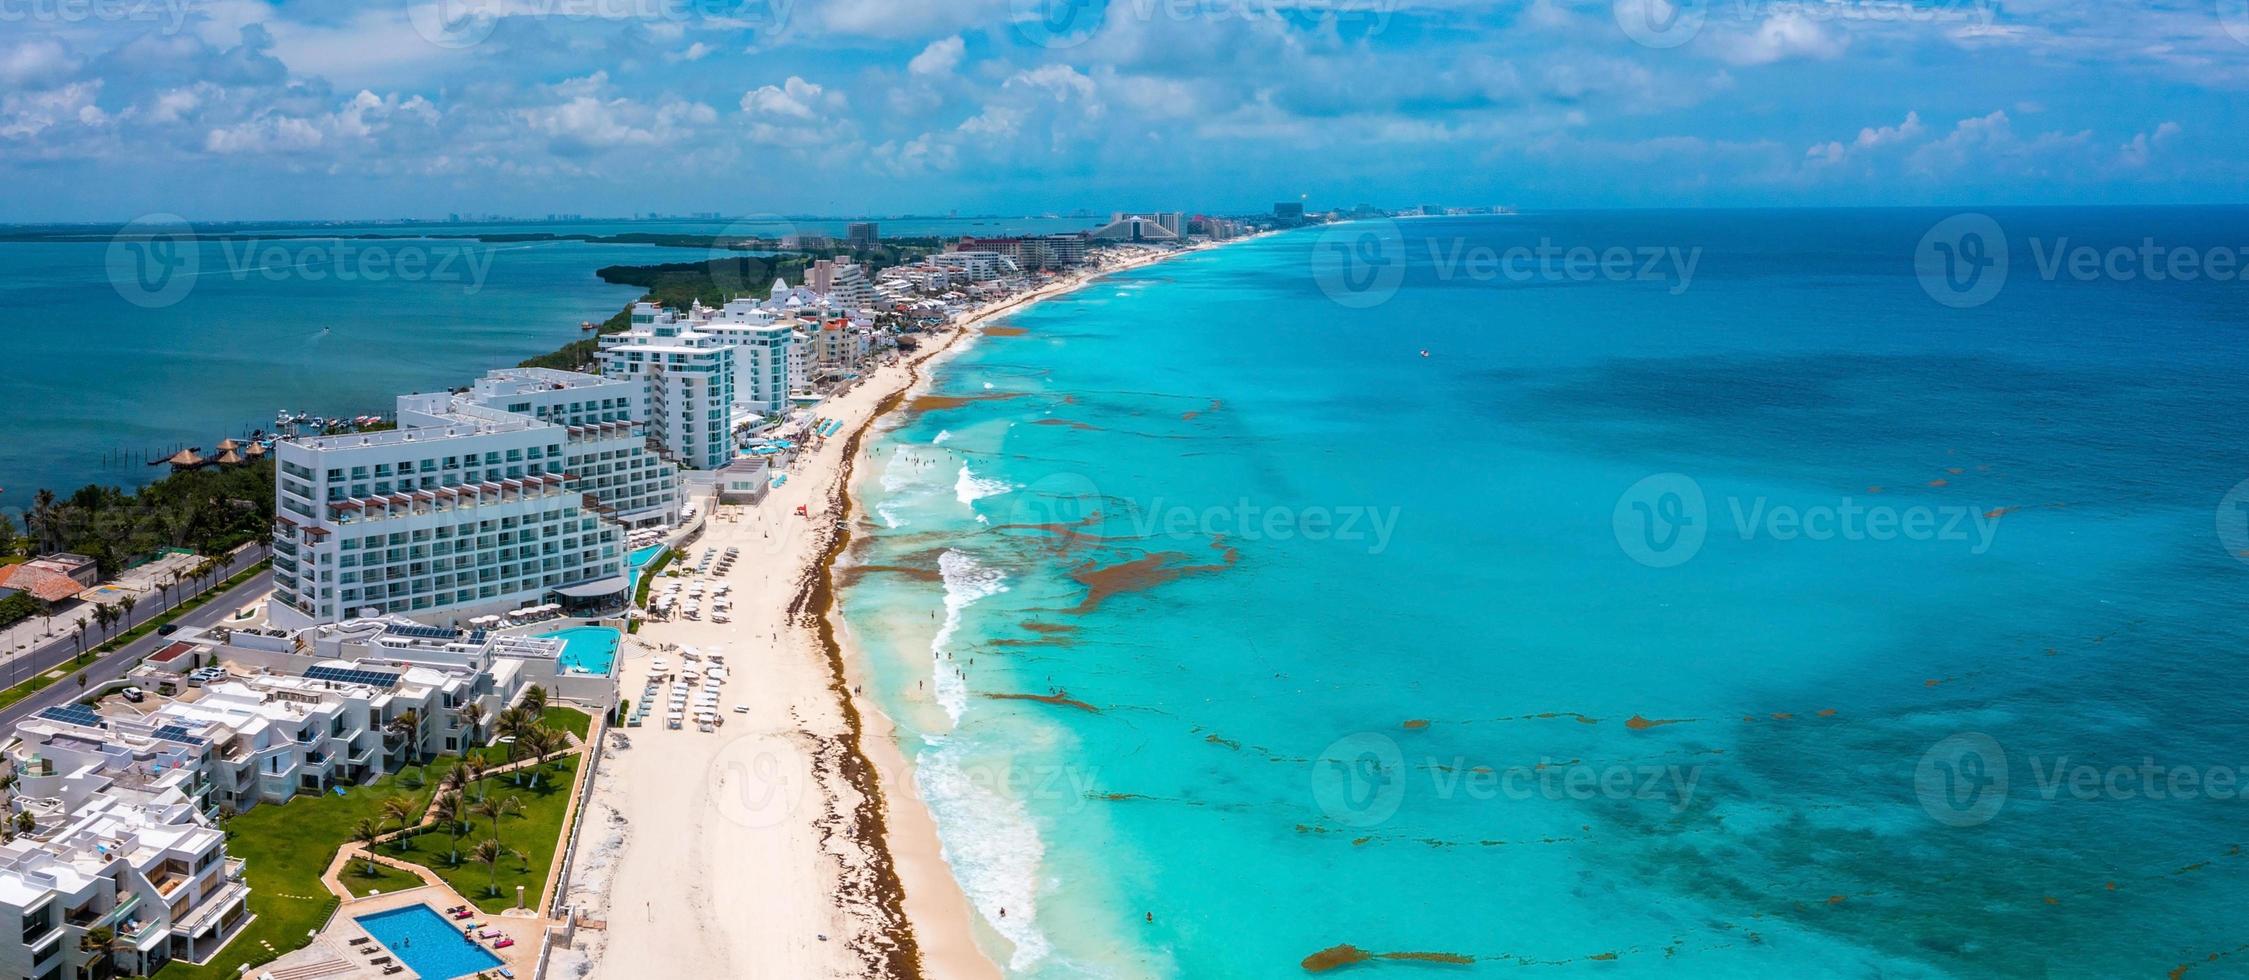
[627,544,667,594]
[354,905,504,980]
[540,625,622,675]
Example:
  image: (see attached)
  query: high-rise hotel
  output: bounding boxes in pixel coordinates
[598,301,737,470]
[269,384,641,629]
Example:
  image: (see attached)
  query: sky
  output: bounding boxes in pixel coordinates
[1,0,2243,221]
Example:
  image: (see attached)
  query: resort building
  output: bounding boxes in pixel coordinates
[597,302,737,470]
[697,300,802,417]
[0,754,247,977]
[806,258,877,310]
[931,250,1006,282]
[449,368,684,528]
[268,400,628,629]
[958,234,1089,270]
[1089,215,1180,243]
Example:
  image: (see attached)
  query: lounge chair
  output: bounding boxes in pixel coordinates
[494,938,516,949]
[348,937,371,946]
[480,928,503,939]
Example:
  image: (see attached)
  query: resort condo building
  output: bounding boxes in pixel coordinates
[598,302,737,470]
[0,760,247,977]
[453,368,684,528]
[268,401,628,629]
[806,258,877,310]
[698,300,801,417]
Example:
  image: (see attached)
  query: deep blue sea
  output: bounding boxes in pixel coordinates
[838,209,2249,977]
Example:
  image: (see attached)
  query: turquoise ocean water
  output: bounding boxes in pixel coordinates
[838,210,2249,977]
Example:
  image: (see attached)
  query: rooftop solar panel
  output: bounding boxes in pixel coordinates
[305,665,400,688]
[151,725,208,747]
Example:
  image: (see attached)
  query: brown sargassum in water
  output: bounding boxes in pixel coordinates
[1065,536,1239,613]
[1300,944,1476,973]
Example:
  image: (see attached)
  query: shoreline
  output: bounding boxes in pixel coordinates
[572,241,1231,980]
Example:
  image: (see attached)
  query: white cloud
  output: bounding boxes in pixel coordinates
[740,76,842,120]
[0,38,79,88]
[1717,13,1847,66]
[908,35,964,77]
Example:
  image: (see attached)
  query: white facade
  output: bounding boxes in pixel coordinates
[270,403,627,629]
[699,300,802,417]
[453,368,684,527]
[0,761,247,977]
[932,251,1002,281]
[807,258,876,310]
[598,302,737,470]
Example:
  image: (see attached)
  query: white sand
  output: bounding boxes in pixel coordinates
[580,245,1221,980]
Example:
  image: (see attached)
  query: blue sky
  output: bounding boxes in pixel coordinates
[1,0,2243,220]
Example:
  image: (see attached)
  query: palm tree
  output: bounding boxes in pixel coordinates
[386,709,421,758]
[432,790,469,865]
[470,838,510,898]
[456,701,485,748]
[460,756,488,803]
[80,924,130,979]
[215,805,237,838]
[351,817,383,876]
[471,795,519,850]
[522,684,549,717]
[379,797,419,849]
[116,595,136,631]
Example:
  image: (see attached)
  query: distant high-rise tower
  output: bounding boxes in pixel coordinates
[847,222,879,246]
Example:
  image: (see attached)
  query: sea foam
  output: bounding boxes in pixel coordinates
[932,549,1006,725]
[917,735,1053,973]
[954,464,1017,506]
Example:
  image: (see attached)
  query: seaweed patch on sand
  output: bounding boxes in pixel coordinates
[981,325,1029,337]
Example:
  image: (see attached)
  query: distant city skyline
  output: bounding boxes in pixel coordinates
[1,0,2243,221]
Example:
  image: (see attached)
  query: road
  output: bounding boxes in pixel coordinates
[0,547,270,730]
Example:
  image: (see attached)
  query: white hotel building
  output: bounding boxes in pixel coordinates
[0,747,246,977]
[270,399,628,629]
[451,367,683,528]
[691,300,800,418]
[598,302,737,470]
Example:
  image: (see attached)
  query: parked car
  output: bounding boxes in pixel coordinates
[120,687,145,703]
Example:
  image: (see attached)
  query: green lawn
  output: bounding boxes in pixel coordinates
[465,706,593,766]
[157,775,428,980]
[156,750,586,979]
[385,756,582,913]
[337,858,424,898]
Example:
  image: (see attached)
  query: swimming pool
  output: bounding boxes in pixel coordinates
[541,625,622,675]
[627,544,667,594]
[354,905,504,980]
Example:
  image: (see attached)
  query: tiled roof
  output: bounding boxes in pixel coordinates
[0,564,88,603]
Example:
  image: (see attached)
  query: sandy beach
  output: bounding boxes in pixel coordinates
[569,244,1211,980]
